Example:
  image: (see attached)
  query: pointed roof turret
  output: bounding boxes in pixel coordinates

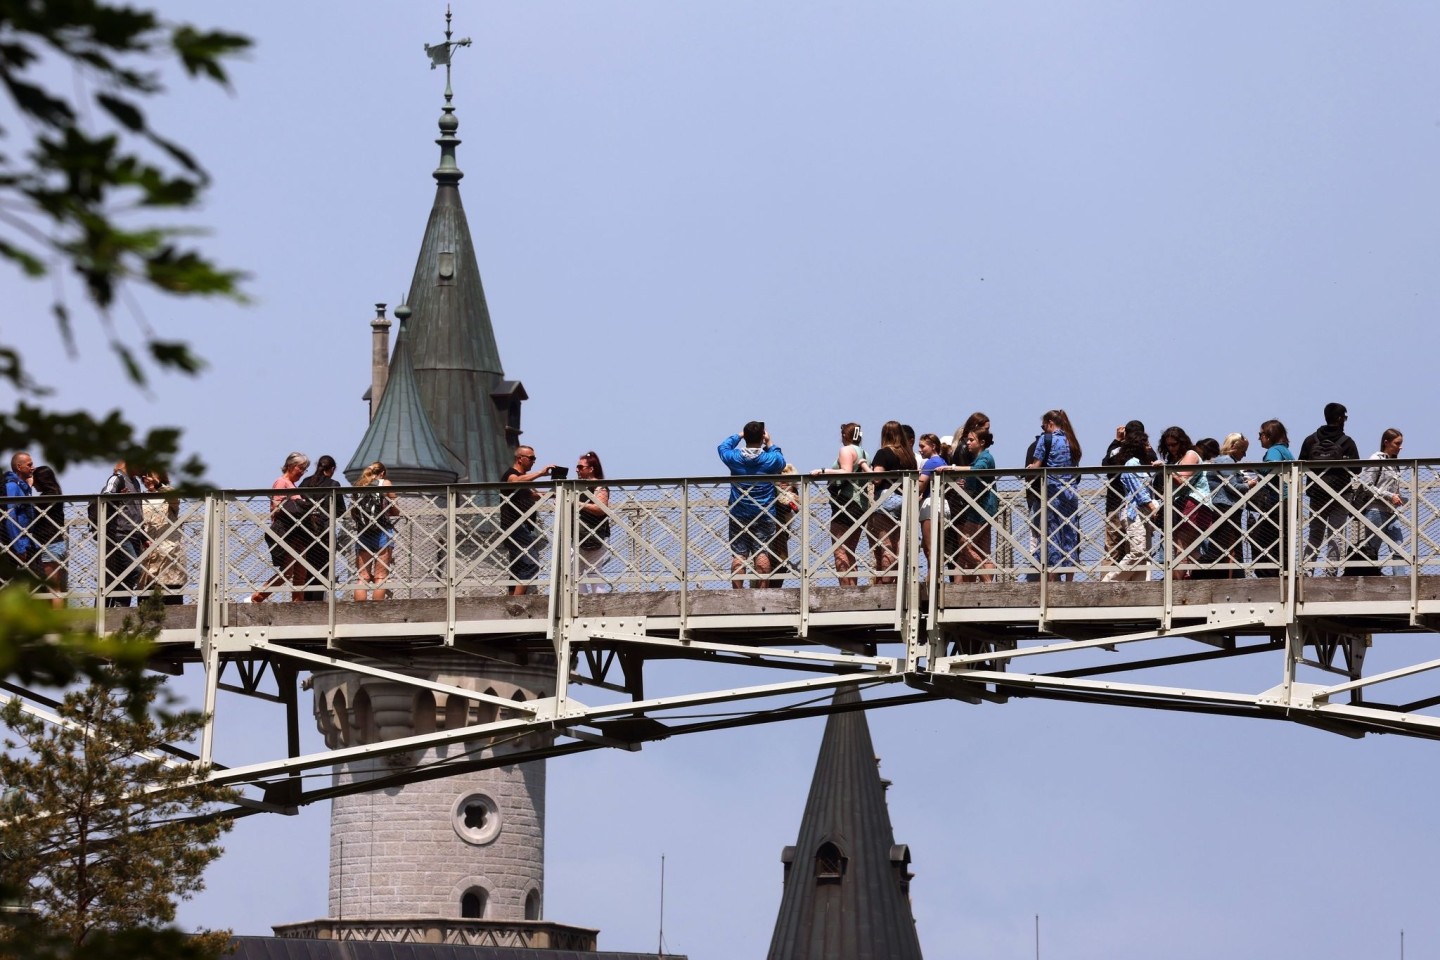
[346,305,462,485]
[766,686,924,960]
[404,10,522,484]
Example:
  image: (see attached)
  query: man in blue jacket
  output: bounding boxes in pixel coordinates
[717,422,786,588]
[3,451,36,571]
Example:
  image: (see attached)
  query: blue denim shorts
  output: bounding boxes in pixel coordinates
[729,512,776,557]
[358,528,395,553]
[36,542,67,564]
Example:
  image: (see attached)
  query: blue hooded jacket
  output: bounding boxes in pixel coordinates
[717,435,786,518]
[3,470,35,556]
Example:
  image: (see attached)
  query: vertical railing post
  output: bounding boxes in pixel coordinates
[94,497,108,634]
[1161,466,1174,630]
[798,478,810,639]
[901,474,922,671]
[445,487,457,646]
[549,484,571,716]
[1037,469,1049,623]
[895,473,912,631]
[924,472,942,669]
[544,484,565,641]
[195,493,216,639]
[679,480,690,630]
[1296,460,1307,613]
[1409,462,1421,622]
[326,488,337,634]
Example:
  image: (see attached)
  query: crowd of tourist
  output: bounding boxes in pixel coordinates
[0,401,1416,603]
[715,403,1409,589]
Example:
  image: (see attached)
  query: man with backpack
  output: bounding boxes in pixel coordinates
[1298,402,1360,575]
[94,461,146,605]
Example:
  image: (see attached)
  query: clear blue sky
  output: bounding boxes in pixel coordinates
[12,3,1440,957]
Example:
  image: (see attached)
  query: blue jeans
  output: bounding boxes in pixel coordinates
[1359,506,1403,571]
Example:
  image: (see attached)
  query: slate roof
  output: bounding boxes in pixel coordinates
[230,938,682,960]
[765,686,923,960]
[345,309,461,485]
[401,95,516,484]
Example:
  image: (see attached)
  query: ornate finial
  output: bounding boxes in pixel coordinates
[423,5,472,104]
[424,5,471,185]
[394,303,412,324]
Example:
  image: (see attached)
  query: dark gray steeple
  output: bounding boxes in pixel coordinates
[403,12,524,484]
[346,305,461,485]
[767,686,924,960]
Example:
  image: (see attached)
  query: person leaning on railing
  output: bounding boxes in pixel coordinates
[1157,426,1212,581]
[2,452,36,576]
[1298,402,1360,576]
[1100,434,1159,583]
[28,464,66,606]
[574,451,611,594]
[1247,419,1293,578]
[939,430,998,583]
[1198,434,1251,579]
[99,460,146,607]
[1350,428,1406,577]
[1027,410,1082,583]
[765,464,800,588]
[810,422,869,588]
[501,445,557,597]
[139,468,185,605]
[298,455,343,602]
[916,433,947,571]
[351,460,398,602]
[866,420,916,586]
[250,452,310,604]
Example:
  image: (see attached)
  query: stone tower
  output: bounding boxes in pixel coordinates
[276,16,584,948]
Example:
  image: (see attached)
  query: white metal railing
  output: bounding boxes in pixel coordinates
[1,460,1437,630]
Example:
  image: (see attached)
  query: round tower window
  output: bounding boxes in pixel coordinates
[451,792,501,845]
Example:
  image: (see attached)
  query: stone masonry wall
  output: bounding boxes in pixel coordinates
[313,656,551,922]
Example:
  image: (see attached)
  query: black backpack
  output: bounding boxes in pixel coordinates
[350,489,393,531]
[1308,433,1352,501]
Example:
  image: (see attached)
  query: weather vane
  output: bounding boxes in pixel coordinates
[423,5,472,100]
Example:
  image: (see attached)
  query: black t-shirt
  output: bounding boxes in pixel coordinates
[297,473,343,531]
[871,447,905,497]
[500,467,539,528]
[1102,440,1127,511]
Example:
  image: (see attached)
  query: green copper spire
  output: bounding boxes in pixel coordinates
[425,6,471,185]
[403,9,525,485]
[346,303,461,485]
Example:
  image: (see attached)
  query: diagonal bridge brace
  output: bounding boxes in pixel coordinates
[935,618,1267,671]
[579,629,898,672]
[245,639,539,715]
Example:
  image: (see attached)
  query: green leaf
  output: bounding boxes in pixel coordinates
[147,339,205,375]
[52,303,75,357]
[96,93,144,133]
[111,342,146,388]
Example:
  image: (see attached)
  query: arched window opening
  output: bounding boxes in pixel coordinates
[814,841,846,884]
[460,887,486,919]
[524,888,541,921]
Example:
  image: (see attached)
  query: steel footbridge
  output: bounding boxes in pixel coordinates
[5,459,1440,817]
